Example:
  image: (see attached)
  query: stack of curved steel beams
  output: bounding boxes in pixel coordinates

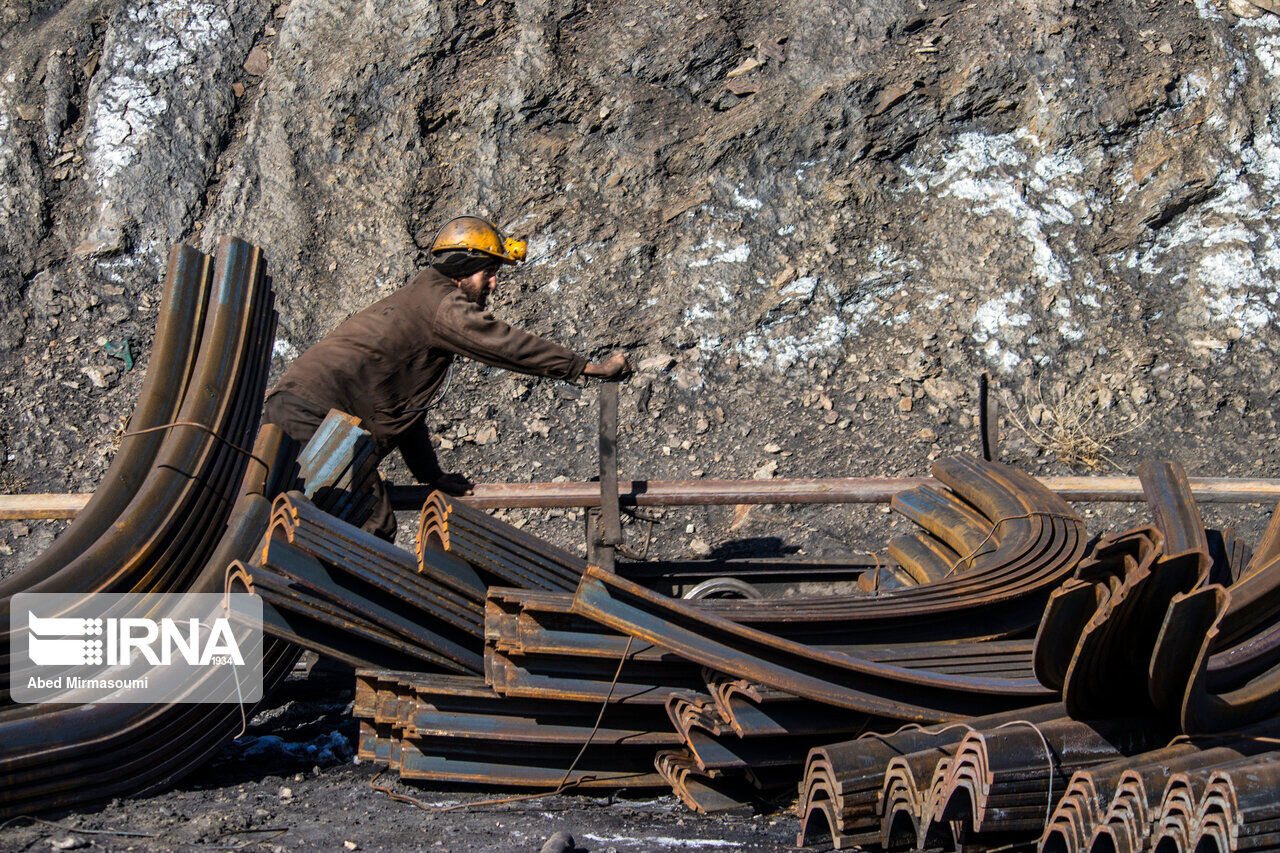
[568,455,1080,720]
[1047,734,1280,853]
[795,704,1066,849]
[1034,461,1214,720]
[631,455,1086,647]
[0,238,297,818]
[1031,458,1280,735]
[338,456,1080,804]
[353,669,669,788]
[229,489,485,674]
[792,459,1280,852]
[1148,498,1280,735]
[418,492,587,592]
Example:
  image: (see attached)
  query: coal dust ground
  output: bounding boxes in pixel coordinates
[0,661,799,853]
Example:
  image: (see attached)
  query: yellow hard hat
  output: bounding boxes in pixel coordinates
[430,216,527,265]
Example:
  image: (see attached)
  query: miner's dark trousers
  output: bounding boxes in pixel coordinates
[262,391,398,542]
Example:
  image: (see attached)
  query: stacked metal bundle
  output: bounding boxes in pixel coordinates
[1189,754,1280,853]
[418,491,587,592]
[0,238,298,818]
[1064,739,1280,853]
[1148,497,1280,734]
[340,459,1065,808]
[0,238,273,607]
[1044,738,1262,853]
[1029,458,1280,735]
[576,455,1085,653]
[483,587,705,703]
[353,669,670,788]
[228,488,485,674]
[794,705,1064,849]
[914,717,1167,850]
[791,458,1280,852]
[1035,461,1214,720]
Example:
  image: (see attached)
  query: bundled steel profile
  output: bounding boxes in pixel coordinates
[1147,508,1280,732]
[419,492,587,592]
[1038,731,1280,853]
[611,455,1086,647]
[0,245,214,594]
[1087,749,1251,853]
[1040,747,1193,853]
[1191,754,1280,853]
[0,239,302,818]
[919,717,1168,850]
[655,748,755,814]
[573,563,1054,720]
[353,669,672,789]
[880,745,967,851]
[793,704,1065,849]
[231,490,486,673]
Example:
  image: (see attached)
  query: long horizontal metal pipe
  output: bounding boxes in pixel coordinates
[406,475,1280,508]
[6,474,1280,520]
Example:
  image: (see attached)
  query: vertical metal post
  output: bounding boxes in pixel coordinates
[596,382,621,571]
[979,372,999,462]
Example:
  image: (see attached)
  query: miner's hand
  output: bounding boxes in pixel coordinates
[584,351,632,380]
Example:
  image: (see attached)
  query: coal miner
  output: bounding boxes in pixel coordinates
[264,215,630,542]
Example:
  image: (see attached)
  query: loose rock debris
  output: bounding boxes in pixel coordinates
[3,244,1280,853]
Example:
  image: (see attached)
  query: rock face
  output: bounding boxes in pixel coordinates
[1,0,1279,566]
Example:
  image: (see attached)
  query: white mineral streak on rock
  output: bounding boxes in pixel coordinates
[583,835,741,849]
[1196,249,1274,332]
[778,275,818,303]
[971,292,1031,345]
[728,241,923,370]
[735,313,849,371]
[731,186,764,210]
[1193,0,1223,21]
[901,132,1085,333]
[1128,18,1280,336]
[0,88,19,235]
[687,240,749,268]
[82,1,251,255]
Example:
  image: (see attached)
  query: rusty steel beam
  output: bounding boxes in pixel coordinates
[0,238,306,820]
[9,474,1280,520]
[919,718,1168,851]
[400,475,1280,509]
[1193,753,1280,853]
[795,704,1066,850]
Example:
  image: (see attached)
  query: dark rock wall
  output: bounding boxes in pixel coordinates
[1,0,1278,564]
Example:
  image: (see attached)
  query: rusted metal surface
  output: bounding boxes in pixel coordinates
[1041,747,1193,853]
[353,669,672,789]
[918,718,1167,849]
[793,704,1065,849]
[655,748,758,814]
[386,475,1280,510]
[592,380,622,571]
[1192,753,1280,853]
[567,458,1077,719]
[1088,746,1256,853]
[419,492,586,593]
[880,745,964,851]
[0,239,308,819]
[16,474,1280,522]
[1142,507,1280,732]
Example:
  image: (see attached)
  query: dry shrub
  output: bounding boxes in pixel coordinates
[1005,377,1147,470]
